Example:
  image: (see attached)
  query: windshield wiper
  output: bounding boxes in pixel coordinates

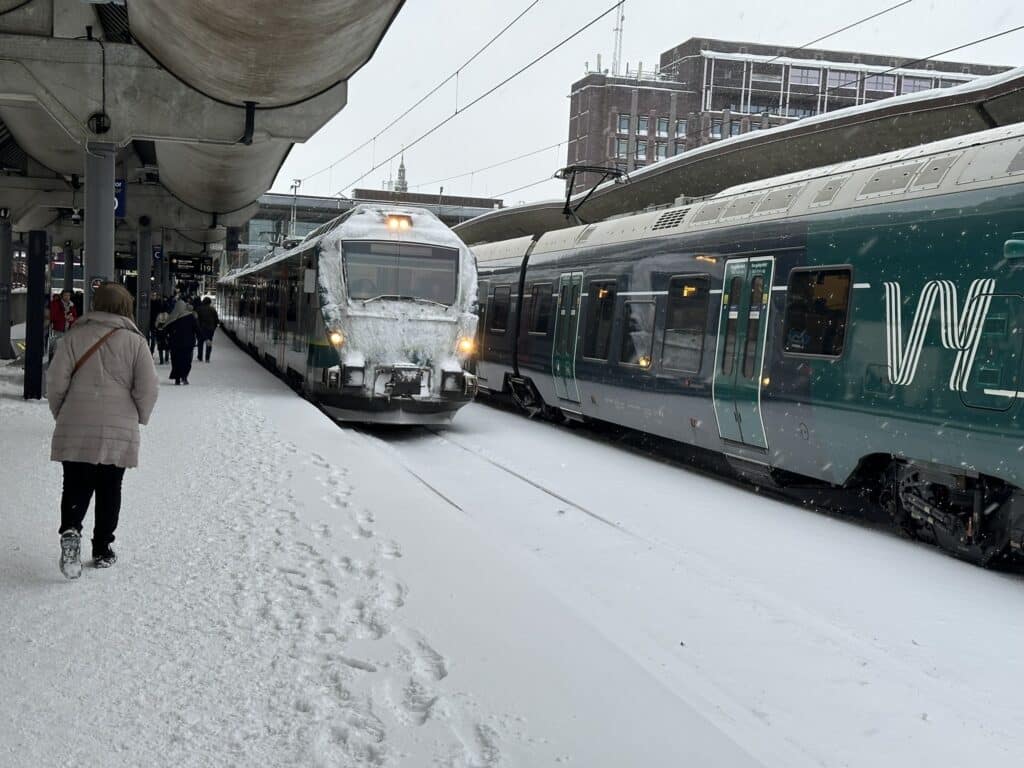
[361,294,449,309]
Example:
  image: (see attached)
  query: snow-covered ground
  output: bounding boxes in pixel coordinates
[2,336,1023,767]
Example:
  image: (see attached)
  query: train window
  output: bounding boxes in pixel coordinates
[783,268,852,357]
[742,276,765,379]
[619,301,656,367]
[489,286,511,333]
[721,276,743,375]
[582,280,617,360]
[528,283,553,335]
[662,276,709,372]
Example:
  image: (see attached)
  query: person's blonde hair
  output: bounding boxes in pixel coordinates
[92,282,134,318]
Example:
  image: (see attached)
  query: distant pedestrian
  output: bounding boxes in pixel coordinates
[195,297,219,363]
[148,292,164,355]
[48,290,79,361]
[165,298,199,385]
[46,282,159,578]
[153,309,170,365]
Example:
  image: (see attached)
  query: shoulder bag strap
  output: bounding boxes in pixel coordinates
[71,328,119,379]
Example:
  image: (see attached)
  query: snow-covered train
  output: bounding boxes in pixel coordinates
[471,123,1024,566]
[217,204,478,423]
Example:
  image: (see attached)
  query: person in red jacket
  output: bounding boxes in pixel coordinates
[49,290,79,360]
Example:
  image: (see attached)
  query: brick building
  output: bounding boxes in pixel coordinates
[566,37,1010,194]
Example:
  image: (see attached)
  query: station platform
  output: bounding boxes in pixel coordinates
[0,334,763,767]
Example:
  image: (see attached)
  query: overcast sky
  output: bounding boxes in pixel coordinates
[271,0,1022,207]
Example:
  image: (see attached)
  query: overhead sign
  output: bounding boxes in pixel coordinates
[114,179,126,219]
[169,255,214,275]
[153,245,163,261]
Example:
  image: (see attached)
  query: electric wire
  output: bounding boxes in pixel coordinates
[496,176,554,198]
[0,0,33,18]
[412,139,565,191]
[764,1,915,63]
[825,23,1024,95]
[336,1,621,196]
[301,0,543,184]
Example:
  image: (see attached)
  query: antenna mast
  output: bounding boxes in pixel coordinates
[611,1,625,76]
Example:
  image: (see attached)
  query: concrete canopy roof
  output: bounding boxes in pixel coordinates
[454,67,1024,246]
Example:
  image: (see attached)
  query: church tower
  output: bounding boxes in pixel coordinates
[395,154,408,193]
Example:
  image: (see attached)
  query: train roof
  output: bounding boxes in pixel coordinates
[472,121,1024,264]
[220,203,469,282]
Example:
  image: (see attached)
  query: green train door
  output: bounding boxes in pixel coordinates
[552,272,583,402]
[713,256,774,448]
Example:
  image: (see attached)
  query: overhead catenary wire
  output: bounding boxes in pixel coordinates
[300,0,543,185]
[825,22,1024,95]
[412,139,565,191]
[764,0,915,64]
[337,1,622,196]
[496,176,555,198]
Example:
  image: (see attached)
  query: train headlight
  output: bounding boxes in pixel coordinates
[385,214,412,231]
[638,355,651,369]
[456,336,476,356]
[329,330,345,347]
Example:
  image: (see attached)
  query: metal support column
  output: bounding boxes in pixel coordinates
[62,242,75,294]
[24,230,46,399]
[0,215,13,359]
[136,225,152,337]
[84,142,116,311]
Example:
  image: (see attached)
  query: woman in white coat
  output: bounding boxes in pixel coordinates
[46,282,159,578]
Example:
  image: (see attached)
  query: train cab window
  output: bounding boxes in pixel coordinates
[583,280,617,360]
[662,276,709,372]
[528,283,553,335]
[721,276,743,375]
[489,286,511,333]
[619,301,655,367]
[742,276,765,379]
[783,268,852,357]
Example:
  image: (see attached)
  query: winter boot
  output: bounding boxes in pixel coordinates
[59,530,82,580]
[93,546,117,569]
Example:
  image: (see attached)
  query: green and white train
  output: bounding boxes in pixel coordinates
[472,123,1024,565]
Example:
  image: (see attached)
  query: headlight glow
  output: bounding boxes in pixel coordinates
[456,336,476,356]
[329,330,345,347]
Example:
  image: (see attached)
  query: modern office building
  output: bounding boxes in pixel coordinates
[565,37,1010,194]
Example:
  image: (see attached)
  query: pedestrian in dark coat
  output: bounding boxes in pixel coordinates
[165,299,199,385]
[148,292,163,356]
[195,298,219,363]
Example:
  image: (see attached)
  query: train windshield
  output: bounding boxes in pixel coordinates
[342,241,459,306]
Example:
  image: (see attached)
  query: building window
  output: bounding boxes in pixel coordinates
[488,286,511,334]
[655,142,667,160]
[674,140,686,155]
[637,116,649,136]
[616,138,629,159]
[675,119,687,138]
[617,113,630,133]
[782,268,852,357]
[790,67,820,86]
[939,77,966,88]
[528,283,553,335]
[864,73,896,91]
[710,120,722,139]
[656,117,669,137]
[662,276,709,372]
[787,106,816,118]
[619,302,655,367]
[636,142,647,161]
[583,280,617,360]
[827,70,858,90]
[729,122,741,137]
[901,76,933,94]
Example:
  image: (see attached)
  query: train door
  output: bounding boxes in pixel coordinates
[960,294,1024,411]
[552,272,583,402]
[475,280,489,382]
[712,256,774,448]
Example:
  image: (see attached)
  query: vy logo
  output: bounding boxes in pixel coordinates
[884,278,996,391]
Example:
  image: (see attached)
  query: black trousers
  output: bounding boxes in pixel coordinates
[59,461,126,553]
[197,328,215,362]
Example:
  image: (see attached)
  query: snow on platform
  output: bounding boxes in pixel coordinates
[0,339,763,767]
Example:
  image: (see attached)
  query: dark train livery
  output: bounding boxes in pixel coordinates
[218,204,479,424]
[472,123,1024,565]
